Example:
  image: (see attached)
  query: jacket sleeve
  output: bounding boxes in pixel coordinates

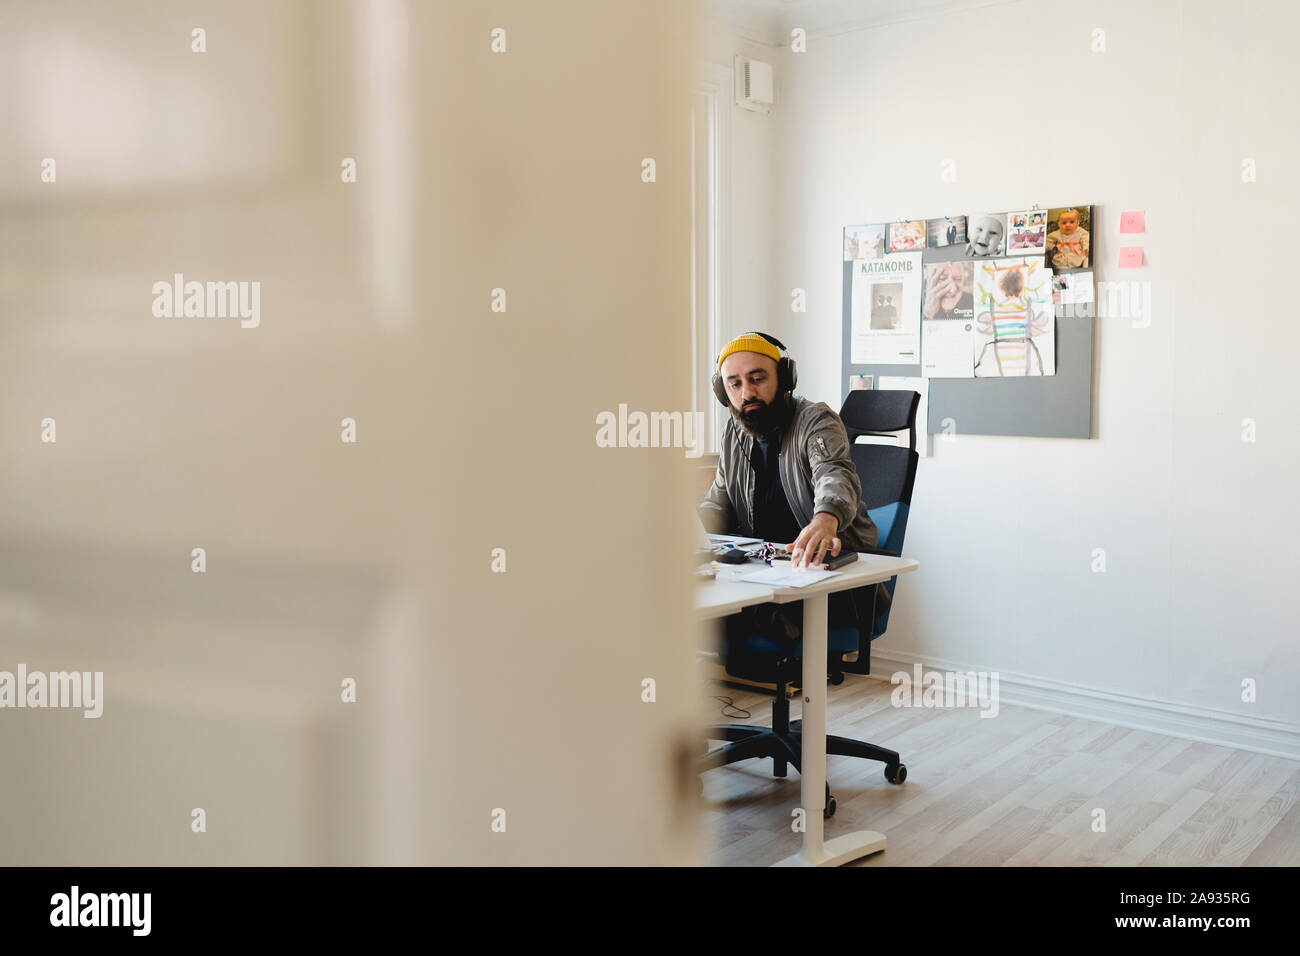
[807,407,862,532]
[699,433,734,534]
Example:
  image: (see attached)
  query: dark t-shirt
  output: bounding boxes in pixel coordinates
[749,431,860,633]
[751,434,802,545]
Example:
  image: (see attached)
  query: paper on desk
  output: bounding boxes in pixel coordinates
[737,566,841,588]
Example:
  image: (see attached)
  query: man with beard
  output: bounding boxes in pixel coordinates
[700,332,888,644]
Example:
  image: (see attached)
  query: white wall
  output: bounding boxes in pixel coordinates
[728,0,1300,748]
[697,21,777,339]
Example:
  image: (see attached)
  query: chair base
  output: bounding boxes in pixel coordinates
[699,677,906,814]
[701,722,902,772]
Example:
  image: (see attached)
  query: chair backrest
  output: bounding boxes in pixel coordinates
[840,388,921,453]
[839,390,920,641]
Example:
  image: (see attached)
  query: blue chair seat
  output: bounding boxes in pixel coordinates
[734,625,862,658]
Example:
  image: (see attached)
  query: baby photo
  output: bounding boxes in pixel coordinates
[1046,206,1091,269]
[1007,209,1047,253]
[887,219,926,252]
[965,213,1006,257]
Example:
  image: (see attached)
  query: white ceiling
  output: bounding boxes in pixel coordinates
[703,0,1001,45]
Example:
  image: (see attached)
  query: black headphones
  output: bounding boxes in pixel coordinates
[711,331,798,408]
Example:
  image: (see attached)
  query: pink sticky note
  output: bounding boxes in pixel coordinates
[1120,210,1145,233]
[1118,246,1144,268]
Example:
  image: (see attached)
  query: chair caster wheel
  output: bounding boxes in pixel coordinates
[884,763,907,784]
[829,672,845,686]
[824,795,836,819]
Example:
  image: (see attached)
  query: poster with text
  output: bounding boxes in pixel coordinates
[850,252,922,365]
[973,257,1056,376]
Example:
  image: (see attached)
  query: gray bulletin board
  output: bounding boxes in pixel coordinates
[840,226,1096,440]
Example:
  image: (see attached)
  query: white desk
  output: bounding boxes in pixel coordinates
[695,552,919,867]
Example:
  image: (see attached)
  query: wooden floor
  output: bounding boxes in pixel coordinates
[701,675,1300,866]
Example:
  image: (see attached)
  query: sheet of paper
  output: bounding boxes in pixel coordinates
[1118,246,1144,268]
[708,534,763,547]
[737,566,841,589]
[850,252,922,364]
[920,259,975,378]
[973,257,1055,376]
[921,320,974,378]
[1051,270,1095,320]
[1120,210,1145,233]
[877,375,930,457]
[1051,270,1094,305]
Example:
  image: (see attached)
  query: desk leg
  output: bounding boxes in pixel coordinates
[773,591,887,867]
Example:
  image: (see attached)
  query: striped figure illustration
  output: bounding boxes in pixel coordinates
[973,258,1053,376]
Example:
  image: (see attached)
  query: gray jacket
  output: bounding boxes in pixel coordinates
[701,396,878,551]
[700,395,891,636]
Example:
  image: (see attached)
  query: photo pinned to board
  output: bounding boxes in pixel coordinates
[887,219,926,252]
[1046,206,1092,269]
[928,215,967,248]
[1007,208,1048,254]
[849,374,874,391]
[973,257,1055,377]
[922,260,974,320]
[844,223,887,261]
[1051,270,1094,306]
[964,213,1006,257]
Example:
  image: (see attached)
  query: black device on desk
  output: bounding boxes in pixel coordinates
[823,550,858,570]
[715,548,750,564]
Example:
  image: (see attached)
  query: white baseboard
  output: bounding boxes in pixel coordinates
[866,648,1300,761]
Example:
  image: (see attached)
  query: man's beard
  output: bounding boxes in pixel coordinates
[733,393,793,437]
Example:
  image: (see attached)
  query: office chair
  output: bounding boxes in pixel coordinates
[698,389,920,818]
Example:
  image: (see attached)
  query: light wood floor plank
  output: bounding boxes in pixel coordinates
[702,676,1300,867]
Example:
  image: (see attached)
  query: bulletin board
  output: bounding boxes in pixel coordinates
[840,210,1097,440]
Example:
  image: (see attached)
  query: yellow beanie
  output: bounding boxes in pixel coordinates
[716,332,781,374]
